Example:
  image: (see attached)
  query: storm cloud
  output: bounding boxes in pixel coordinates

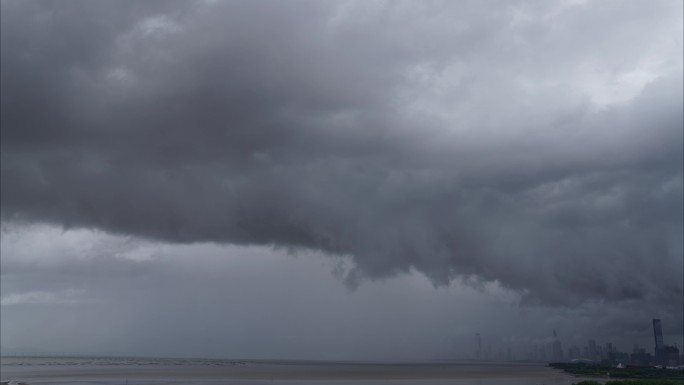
[1,0,682,330]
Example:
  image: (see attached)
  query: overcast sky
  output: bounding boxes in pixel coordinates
[1,0,682,360]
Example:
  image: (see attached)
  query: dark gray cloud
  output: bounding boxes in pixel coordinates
[1,0,682,339]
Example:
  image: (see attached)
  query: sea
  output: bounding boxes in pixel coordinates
[0,356,603,385]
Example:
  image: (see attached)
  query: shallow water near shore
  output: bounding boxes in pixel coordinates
[0,356,603,385]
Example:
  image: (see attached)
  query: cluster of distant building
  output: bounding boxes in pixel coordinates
[550,319,682,368]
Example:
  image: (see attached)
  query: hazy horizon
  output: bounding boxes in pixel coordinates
[1,0,682,361]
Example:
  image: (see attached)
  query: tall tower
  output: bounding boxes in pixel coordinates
[475,333,481,360]
[588,339,597,361]
[552,329,563,362]
[653,319,664,364]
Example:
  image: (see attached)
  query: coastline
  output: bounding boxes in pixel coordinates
[1,357,593,385]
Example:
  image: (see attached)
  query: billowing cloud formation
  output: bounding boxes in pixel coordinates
[2,0,682,318]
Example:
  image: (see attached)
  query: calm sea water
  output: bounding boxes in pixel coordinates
[0,356,601,385]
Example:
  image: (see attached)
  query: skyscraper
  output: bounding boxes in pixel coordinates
[588,339,597,361]
[552,329,563,362]
[653,319,664,364]
[653,319,664,350]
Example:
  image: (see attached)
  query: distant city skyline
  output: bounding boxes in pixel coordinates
[465,318,682,364]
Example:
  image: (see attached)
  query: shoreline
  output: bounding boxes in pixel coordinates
[1,358,592,385]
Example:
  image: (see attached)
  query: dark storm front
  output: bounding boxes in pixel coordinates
[1,0,683,378]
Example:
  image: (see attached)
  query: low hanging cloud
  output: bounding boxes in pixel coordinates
[0,289,89,306]
[1,0,682,317]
